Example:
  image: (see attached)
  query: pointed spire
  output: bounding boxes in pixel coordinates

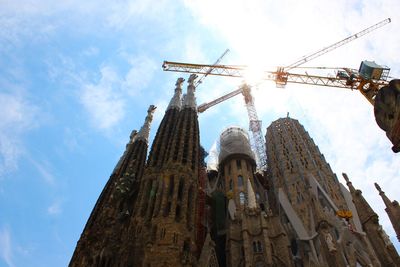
[167,78,184,110]
[343,173,379,227]
[183,74,197,110]
[342,173,356,193]
[374,182,392,207]
[136,105,157,143]
[375,182,400,242]
[246,178,257,209]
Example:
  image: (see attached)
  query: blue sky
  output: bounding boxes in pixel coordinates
[1,0,399,266]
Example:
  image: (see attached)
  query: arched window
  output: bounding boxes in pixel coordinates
[229,179,233,190]
[260,203,265,211]
[290,239,298,256]
[239,192,246,205]
[168,175,175,197]
[257,241,262,252]
[160,228,166,239]
[141,180,153,216]
[238,175,244,187]
[253,241,257,252]
[236,159,242,169]
[177,177,184,201]
[253,241,262,253]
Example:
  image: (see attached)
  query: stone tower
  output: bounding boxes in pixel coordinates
[69,105,156,267]
[210,126,293,267]
[343,174,400,266]
[70,89,400,267]
[120,75,201,267]
[265,117,387,267]
[375,182,400,242]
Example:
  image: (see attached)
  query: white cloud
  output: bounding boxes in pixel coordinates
[29,159,56,186]
[0,226,15,267]
[47,201,62,215]
[80,55,157,131]
[105,0,176,29]
[0,0,179,49]
[0,93,38,177]
[80,66,125,130]
[121,55,157,97]
[82,46,99,57]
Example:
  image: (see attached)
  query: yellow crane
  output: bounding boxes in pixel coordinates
[163,18,398,170]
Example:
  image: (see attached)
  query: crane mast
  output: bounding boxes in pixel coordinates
[241,84,267,170]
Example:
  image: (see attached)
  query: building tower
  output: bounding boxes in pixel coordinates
[120,75,201,267]
[343,174,400,266]
[374,182,400,242]
[69,105,156,267]
[265,117,387,267]
[210,126,293,267]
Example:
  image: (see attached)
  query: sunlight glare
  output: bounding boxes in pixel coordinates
[243,64,266,85]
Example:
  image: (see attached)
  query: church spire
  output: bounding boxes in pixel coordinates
[136,105,156,143]
[375,182,400,242]
[167,77,184,110]
[183,74,197,110]
[147,78,184,167]
[342,173,400,266]
[342,173,377,223]
[342,173,356,193]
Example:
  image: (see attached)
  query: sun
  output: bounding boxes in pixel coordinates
[242,63,268,86]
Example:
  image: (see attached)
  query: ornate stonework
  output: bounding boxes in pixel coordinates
[70,96,399,267]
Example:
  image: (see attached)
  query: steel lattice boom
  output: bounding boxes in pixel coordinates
[162,18,395,166]
[284,18,391,71]
[163,62,389,104]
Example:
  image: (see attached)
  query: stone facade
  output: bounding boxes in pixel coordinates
[265,117,399,267]
[70,85,399,267]
[69,105,156,266]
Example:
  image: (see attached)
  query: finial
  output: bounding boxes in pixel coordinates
[176,77,185,88]
[136,105,157,143]
[342,173,350,183]
[374,182,383,193]
[148,104,157,113]
[188,74,198,86]
[342,173,357,193]
[129,130,138,144]
[167,78,185,110]
[184,75,198,109]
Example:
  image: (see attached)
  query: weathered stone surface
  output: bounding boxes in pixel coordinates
[70,96,399,267]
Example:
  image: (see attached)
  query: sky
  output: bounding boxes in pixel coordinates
[0,0,399,266]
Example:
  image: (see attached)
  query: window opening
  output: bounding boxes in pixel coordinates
[239,192,246,205]
[238,175,244,187]
[236,159,242,170]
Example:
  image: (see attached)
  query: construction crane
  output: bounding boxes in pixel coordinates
[162,18,396,170]
[164,60,399,153]
[195,49,230,88]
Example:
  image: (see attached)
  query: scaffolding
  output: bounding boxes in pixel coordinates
[218,126,255,165]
